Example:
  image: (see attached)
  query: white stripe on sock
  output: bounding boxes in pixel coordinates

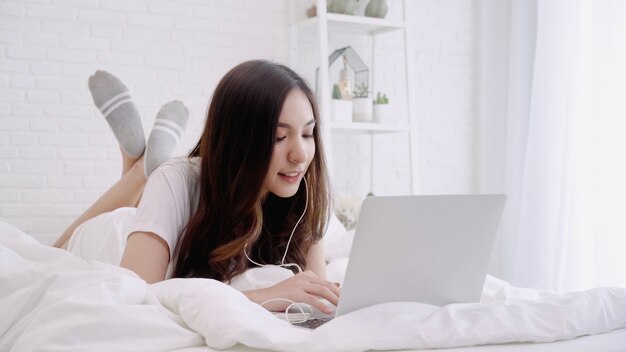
[153,118,184,137]
[99,91,130,112]
[152,125,182,141]
[102,97,133,119]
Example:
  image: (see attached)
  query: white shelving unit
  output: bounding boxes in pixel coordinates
[289,0,419,195]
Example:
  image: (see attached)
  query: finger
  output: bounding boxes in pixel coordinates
[314,280,341,297]
[326,281,341,297]
[301,293,334,314]
[305,276,342,297]
[306,284,340,306]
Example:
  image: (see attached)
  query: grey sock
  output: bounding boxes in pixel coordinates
[144,100,189,176]
[88,71,145,158]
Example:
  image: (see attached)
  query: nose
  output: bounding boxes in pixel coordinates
[288,138,308,164]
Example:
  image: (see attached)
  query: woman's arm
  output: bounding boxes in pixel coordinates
[243,270,339,314]
[120,231,170,284]
[242,238,339,313]
[304,238,327,280]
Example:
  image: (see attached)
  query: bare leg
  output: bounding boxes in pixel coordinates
[121,145,142,176]
[53,157,147,249]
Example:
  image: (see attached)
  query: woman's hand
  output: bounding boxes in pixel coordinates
[243,270,340,314]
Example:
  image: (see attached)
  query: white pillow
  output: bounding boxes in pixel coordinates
[324,214,354,262]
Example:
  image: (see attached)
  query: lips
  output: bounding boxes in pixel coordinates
[281,171,301,177]
[278,171,303,183]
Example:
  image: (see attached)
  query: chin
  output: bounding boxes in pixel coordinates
[270,187,299,198]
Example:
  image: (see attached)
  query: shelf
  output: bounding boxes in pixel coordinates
[330,121,410,134]
[290,0,418,194]
[299,13,405,35]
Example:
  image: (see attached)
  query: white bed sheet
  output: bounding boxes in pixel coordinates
[417,328,626,352]
[2,220,626,352]
[171,328,626,352]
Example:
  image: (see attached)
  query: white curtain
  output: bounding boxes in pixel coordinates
[480,0,626,292]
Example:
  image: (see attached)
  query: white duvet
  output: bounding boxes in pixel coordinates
[1,220,626,352]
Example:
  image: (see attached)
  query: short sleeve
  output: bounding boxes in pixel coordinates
[126,158,199,259]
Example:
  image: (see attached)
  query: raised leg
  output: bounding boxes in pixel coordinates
[89,71,146,159]
[54,72,190,250]
[144,100,189,176]
[120,145,139,176]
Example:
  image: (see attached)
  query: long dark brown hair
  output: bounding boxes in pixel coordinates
[172,60,331,282]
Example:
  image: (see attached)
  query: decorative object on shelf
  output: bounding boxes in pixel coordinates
[332,84,342,99]
[331,83,353,122]
[327,0,360,15]
[316,46,370,119]
[305,4,317,18]
[364,0,389,18]
[334,194,365,230]
[318,46,368,94]
[353,82,373,122]
[375,91,388,104]
[373,91,392,123]
[317,46,371,122]
[292,0,418,194]
[354,82,369,98]
[337,56,353,100]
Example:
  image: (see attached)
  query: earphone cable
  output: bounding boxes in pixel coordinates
[281,177,308,267]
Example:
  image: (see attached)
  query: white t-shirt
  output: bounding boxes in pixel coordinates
[67,157,345,284]
[68,157,201,273]
[126,157,201,259]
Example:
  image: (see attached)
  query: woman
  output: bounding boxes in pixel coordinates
[54,60,340,314]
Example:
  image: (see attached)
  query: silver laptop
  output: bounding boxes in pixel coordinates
[298,194,506,328]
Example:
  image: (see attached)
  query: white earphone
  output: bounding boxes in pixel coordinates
[243,176,308,273]
[243,177,310,323]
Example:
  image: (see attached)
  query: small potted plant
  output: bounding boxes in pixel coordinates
[331,84,353,122]
[364,0,388,18]
[352,82,372,122]
[373,91,391,123]
[327,0,359,15]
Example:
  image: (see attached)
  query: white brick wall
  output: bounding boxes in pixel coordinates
[0,0,477,244]
[411,0,477,194]
[0,0,289,244]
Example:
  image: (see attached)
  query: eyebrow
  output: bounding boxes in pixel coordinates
[277,119,316,129]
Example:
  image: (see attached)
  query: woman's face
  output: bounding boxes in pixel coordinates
[263,88,316,198]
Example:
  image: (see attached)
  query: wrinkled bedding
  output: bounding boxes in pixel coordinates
[1,220,626,352]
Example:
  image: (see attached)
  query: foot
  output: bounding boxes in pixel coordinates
[144,100,189,176]
[88,70,146,158]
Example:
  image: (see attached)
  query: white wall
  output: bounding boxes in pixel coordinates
[410,0,477,194]
[0,0,289,244]
[0,0,478,244]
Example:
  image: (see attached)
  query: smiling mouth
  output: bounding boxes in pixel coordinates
[278,172,302,183]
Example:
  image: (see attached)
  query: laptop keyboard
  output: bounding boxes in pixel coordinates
[294,317,332,329]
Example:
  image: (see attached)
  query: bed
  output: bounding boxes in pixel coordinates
[173,329,626,352]
[1,220,625,352]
